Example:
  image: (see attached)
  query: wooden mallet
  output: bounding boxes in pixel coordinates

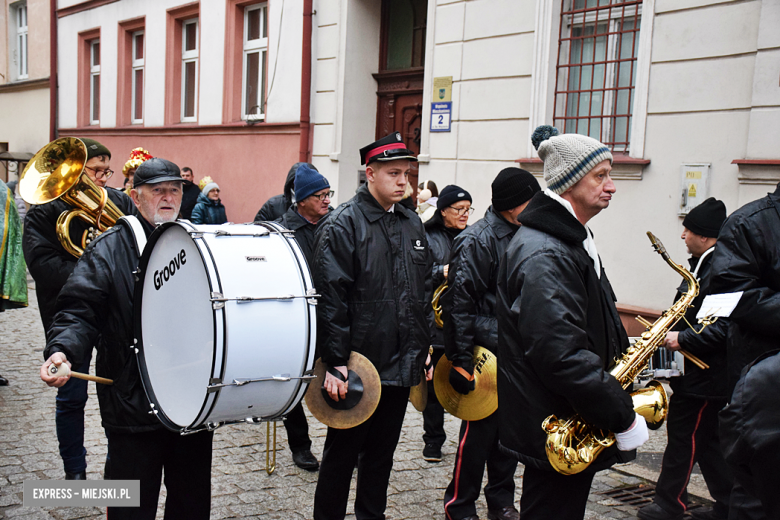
[47,362,113,385]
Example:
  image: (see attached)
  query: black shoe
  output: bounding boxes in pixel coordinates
[0,374,8,386]
[487,506,520,520]
[65,471,86,480]
[423,443,442,462]
[292,449,319,471]
[689,506,728,520]
[637,503,683,520]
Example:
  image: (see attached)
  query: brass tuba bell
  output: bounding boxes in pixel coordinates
[432,282,448,329]
[19,137,125,257]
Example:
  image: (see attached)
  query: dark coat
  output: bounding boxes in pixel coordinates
[424,211,464,348]
[312,184,433,387]
[669,251,729,399]
[275,206,329,266]
[709,183,780,395]
[496,191,636,472]
[23,188,138,335]
[191,193,228,225]
[180,180,200,220]
[441,206,517,367]
[255,165,297,222]
[44,217,162,433]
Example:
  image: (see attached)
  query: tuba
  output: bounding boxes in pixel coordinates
[19,137,125,257]
[432,282,448,328]
[541,232,701,475]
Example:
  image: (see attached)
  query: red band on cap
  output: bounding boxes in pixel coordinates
[366,143,407,163]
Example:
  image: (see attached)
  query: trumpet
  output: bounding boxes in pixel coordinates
[19,138,125,257]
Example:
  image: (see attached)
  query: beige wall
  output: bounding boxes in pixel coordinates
[0,0,50,84]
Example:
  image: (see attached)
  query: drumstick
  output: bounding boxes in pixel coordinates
[679,349,710,370]
[47,363,114,385]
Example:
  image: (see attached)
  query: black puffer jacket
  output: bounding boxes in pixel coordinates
[312,184,432,387]
[23,188,138,335]
[255,164,298,222]
[709,183,780,395]
[191,193,228,225]
[441,206,517,367]
[669,251,728,399]
[44,216,161,433]
[275,206,330,266]
[425,212,464,348]
[497,192,635,472]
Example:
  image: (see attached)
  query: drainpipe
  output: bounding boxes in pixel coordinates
[49,0,58,141]
[299,0,313,163]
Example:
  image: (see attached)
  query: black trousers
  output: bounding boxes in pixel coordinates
[520,465,594,520]
[422,347,446,448]
[284,401,313,453]
[105,428,213,520]
[313,386,410,520]
[654,394,733,516]
[444,411,517,520]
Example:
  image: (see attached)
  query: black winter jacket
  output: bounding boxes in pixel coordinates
[496,192,636,471]
[180,180,200,220]
[709,183,780,395]
[191,193,228,225]
[668,251,728,399]
[312,184,433,387]
[441,206,517,367]
[425,212,464,348]
[44,216,161,433]
[255,165,297,222]
[23,188,138,335]
[275,206,329,266]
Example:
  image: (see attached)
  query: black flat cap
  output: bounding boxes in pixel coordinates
[133,158,182,187]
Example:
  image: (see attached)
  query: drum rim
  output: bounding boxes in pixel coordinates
[133,220,223,432]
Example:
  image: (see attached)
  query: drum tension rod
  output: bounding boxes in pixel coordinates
[210,290,321,309]
[207,372,317,391]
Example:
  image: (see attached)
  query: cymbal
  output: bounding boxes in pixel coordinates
[409,374,428,412]
[305,352,381,429]
[433,346,498,421]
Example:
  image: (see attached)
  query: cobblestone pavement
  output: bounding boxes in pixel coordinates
[0,282,715,519]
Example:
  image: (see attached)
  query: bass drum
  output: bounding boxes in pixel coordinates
[133,221,317,432]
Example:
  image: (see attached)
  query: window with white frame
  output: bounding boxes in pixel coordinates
[90,40,100,125]
[181,18,199,122]
[14,2,29,80]
[132,31,145,124]
[553,0,641,152]
[242,3,268,120]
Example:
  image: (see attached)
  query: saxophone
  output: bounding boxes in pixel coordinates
[541,232,699,475]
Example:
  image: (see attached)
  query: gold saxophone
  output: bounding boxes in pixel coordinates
[541,231,700,475]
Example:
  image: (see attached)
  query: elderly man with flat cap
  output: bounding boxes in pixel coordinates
[638,197,733,520]
[23,138,138,481]
[497,126,648,520]
[311,132,433,520]
[440,168,539,520]
[40,158,214,520]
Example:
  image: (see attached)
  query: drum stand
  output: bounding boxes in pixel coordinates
[266,421,277,475]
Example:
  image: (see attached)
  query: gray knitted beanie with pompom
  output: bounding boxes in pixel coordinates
[531,125,612,194]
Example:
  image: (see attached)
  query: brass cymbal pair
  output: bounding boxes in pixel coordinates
[433,346,498,421]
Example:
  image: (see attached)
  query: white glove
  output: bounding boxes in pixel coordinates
[614,413,649,451]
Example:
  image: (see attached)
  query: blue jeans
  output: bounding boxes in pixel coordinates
[55,352,91,474]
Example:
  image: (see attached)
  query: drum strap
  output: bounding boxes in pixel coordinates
[120,215,148,256]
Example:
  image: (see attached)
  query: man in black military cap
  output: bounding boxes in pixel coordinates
[638,197,733,520]
[312,132,433,520]
[23,138,138,481]
[40,158,214,519]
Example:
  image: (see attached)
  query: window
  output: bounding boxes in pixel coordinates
[13,2,28,80]
[242,4,268,120]
[181,19,199,122]
[553,0,641,151]
[381,0,427,71]
[131,31,144,123]
[90,40,100,125]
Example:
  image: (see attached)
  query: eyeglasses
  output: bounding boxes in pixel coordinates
[449,206,474,216]
[84,166,114,181]
[313,190,334,201]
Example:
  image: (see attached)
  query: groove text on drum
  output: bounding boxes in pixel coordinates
[154,249,187,290]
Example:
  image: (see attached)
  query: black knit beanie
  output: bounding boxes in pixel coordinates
[491,168,540,211]
[437,185,472,210]
[683,197,727,238]
[80,138,112,160]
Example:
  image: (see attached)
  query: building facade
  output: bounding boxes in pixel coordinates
[51,0,780,313]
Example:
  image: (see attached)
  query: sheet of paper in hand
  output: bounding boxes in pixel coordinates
[696,291,744,319]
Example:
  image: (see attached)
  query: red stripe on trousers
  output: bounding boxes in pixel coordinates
[445,421,471,520]
[677,401,709,510]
